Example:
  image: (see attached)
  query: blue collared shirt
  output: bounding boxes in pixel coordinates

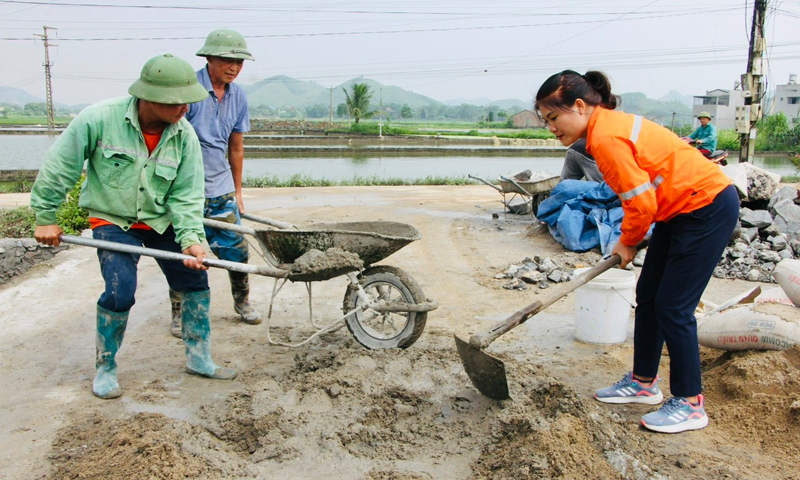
[186,66,250,198]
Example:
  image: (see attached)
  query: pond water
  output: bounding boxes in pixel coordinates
[1,134,797,180]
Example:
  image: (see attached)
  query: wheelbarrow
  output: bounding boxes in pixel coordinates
[59,214,437,350]
[469,173,559,218]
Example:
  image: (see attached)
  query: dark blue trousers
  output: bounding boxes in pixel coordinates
[633,185,739,397]
[93,225,209,313]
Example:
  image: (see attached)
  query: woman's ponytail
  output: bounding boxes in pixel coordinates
[583,71,619,110]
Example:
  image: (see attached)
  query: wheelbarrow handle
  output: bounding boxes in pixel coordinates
[469,239,649,349]
[468,174,503,192]
[59,235,290,278]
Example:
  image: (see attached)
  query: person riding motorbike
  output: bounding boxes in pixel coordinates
[682,112,726,165]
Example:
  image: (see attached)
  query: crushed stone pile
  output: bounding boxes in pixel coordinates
[715,185,800,283]
[497,251,603,290]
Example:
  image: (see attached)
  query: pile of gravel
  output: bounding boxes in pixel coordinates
[714,185,800,283]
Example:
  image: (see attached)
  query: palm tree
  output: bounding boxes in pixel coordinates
[343,83,373,124]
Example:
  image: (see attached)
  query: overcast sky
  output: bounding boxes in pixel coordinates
[1,0,799,106]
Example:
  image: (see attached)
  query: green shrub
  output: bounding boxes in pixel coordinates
[0,177,89,238]
[717,130,740,150]
[0,206,36,238]
[55,176,89,235]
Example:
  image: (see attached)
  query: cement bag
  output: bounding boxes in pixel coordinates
[773,259,800,307]
[755,287,796,307]
[697,303,800,351]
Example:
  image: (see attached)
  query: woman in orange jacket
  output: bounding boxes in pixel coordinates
[535,70,739,434]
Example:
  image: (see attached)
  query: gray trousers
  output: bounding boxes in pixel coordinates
[561,148,604,183]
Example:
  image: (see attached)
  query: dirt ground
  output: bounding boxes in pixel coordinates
[1,185,799,480]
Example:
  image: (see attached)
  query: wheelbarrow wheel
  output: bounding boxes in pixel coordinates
[342,265,427,349]
[532,192,550,217]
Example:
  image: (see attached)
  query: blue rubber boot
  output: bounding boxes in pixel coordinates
[93,305,128,399]
[181,290,237,380]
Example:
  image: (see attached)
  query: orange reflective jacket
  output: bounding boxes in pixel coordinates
[586,107,732,247]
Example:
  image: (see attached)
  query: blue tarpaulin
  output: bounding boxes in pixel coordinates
[536,180,627,254]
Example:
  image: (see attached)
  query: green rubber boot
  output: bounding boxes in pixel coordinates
[93,305,129,399]
[229,271,262,325]
[181,290,237,380]
[169,288,182,338]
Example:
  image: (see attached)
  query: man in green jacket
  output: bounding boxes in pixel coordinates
[686,111,718,156]
[30,53,237,400]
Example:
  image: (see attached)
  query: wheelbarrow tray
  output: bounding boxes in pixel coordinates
[255,221,421,266]
[498,175,560,195]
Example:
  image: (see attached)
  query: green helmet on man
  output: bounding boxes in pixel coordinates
[196,28,255,61]
[128,53,208,104]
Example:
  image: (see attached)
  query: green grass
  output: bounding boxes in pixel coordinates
[0,172,34,193]
[243,174,476,188]
[0,206,36,238]
[781,175,799,183]
[326,120,555,140]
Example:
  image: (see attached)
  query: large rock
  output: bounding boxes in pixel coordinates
[768,186,799,215]
[772,201,800,235]
[740,209,773,229]
[723,162,781,201]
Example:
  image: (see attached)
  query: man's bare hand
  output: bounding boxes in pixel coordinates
[236,190,245,215]
[183,244,209,270]
[35,225,64,247]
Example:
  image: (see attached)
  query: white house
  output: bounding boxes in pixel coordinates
[692,88,745,130]
[771,74,800,121]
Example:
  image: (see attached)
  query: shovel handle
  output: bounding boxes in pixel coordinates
[241,212,295,230]
[469,239,649,349]
[59,234,290,277]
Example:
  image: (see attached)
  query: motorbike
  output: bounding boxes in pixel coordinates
[681,137,728,166]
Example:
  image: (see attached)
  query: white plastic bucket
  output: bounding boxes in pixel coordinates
[573,267,637,344]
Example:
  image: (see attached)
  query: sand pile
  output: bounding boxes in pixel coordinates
[46,334,800,479]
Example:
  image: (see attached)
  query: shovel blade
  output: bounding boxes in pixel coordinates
[454,334,510,400]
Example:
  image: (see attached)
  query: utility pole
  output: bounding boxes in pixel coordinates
[33,26,57,133]
[379,87,383,138]
[328,87,333,124]
[670,112,676,132]
[737,0,767,163]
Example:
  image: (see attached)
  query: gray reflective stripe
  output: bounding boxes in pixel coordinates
[619,181,652,201]
[652,175,665,189]
[152,157,179,169]
[629,115,643,143]
[97,140,142,159]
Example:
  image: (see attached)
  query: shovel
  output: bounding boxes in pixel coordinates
[455,239,648,400]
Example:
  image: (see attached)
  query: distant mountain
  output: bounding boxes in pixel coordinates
[620,92,693,126]
[444,97,529,110]
[244,76,440,110]
[336,77,440,109]
[244,75,328,109]
[0,87,43,106]
[658,90,694,109]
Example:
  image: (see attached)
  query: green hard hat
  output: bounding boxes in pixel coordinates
[196,28,255,61]
[128,53,208,104]
[697,111,712,119]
